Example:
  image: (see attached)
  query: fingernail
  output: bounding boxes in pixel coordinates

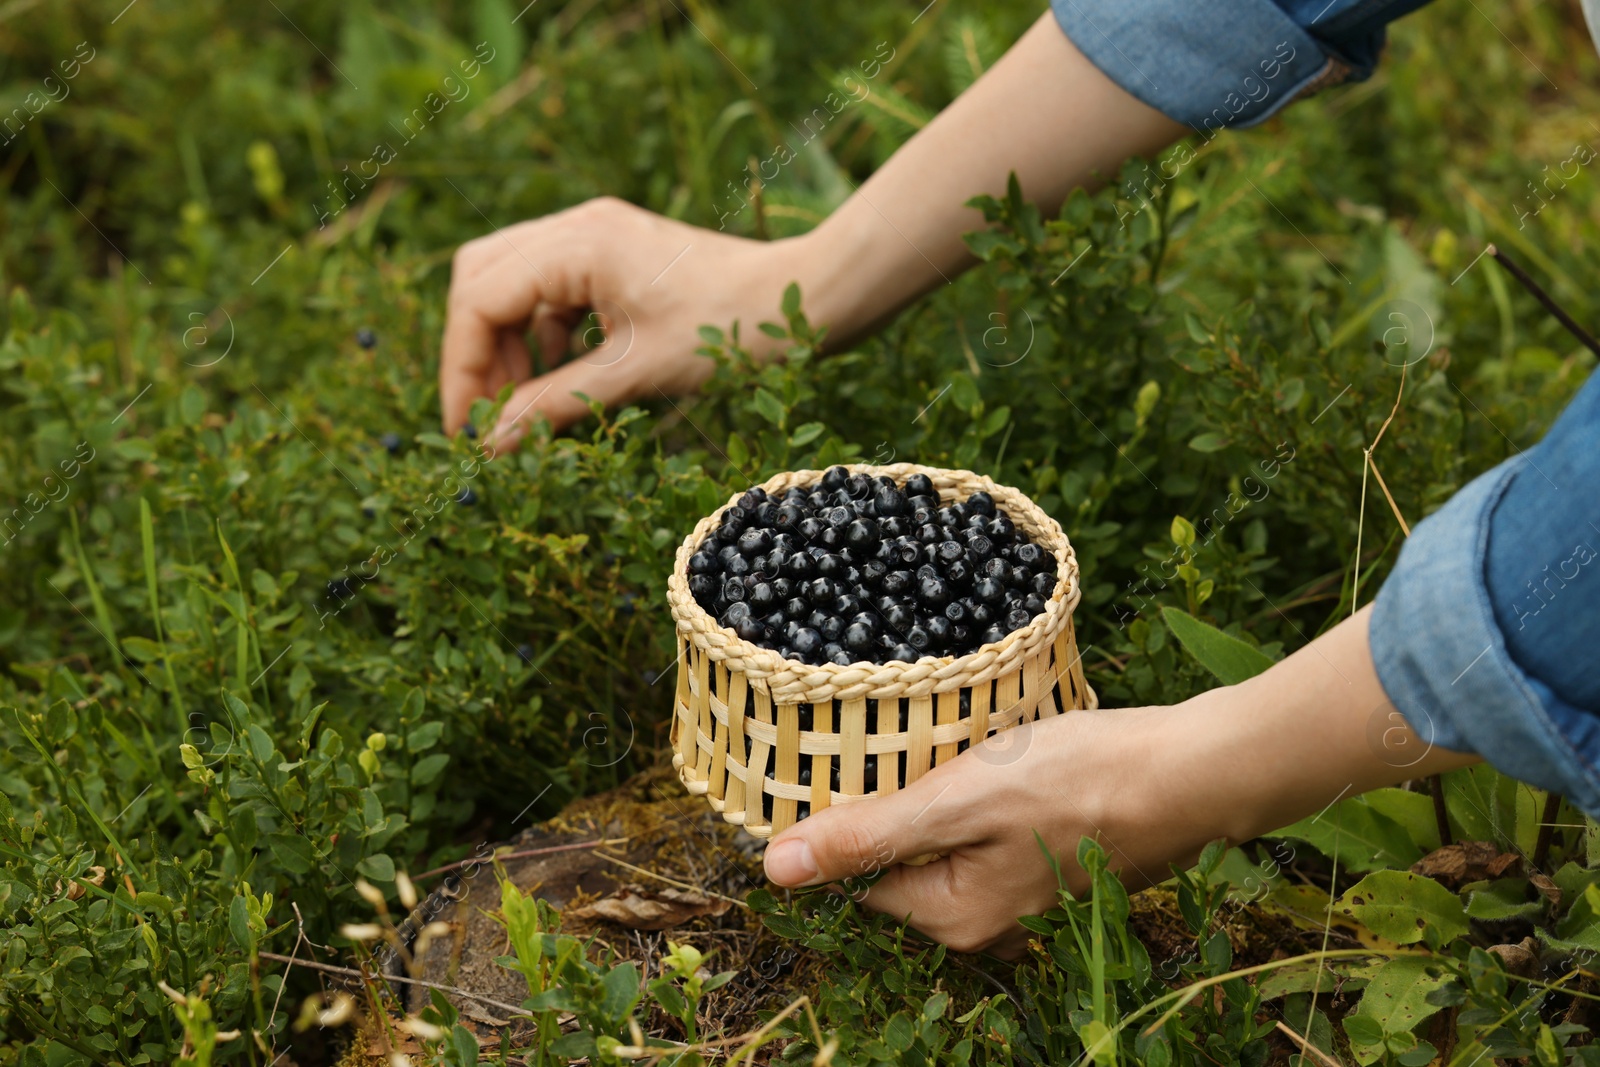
[764,838,818,885]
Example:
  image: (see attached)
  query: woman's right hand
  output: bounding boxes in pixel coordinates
[439,196,817,447]
[439,12,1189,447]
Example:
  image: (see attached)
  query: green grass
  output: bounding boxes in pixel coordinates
[0,0,1598,1063]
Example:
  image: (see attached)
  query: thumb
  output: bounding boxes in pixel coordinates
[763,770,973,888]
[487,356,614,448]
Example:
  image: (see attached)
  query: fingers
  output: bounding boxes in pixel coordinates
[440,233,562,433]
[763,765,980,889]
[858,856,1030,958]
[532,304,578,368]
[488,357,618,448]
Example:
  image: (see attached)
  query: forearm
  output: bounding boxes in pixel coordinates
[1152,606,1479,850]
[789,12,1186,346]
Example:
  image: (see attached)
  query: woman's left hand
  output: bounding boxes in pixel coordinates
[760,608,1481,958]
[760,702,1218,959]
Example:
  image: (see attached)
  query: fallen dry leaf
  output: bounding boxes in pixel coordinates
[62,865,106,902]
[1487,937,1539,977]
[565,885,731,931]
[1529,872,1562,908]
[1410,841,1521,888]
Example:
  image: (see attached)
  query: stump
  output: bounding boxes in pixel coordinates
[337,769,817,1061]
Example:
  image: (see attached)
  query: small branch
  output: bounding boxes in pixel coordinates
[1533,791,1565,871]
[413,838,622,882]
[1369,363,1407,455]
[255,951,526,1018]
[1487,245,1600,358]
[1366,458,1411,537]
[1431,775,1454,848]
[592,850,750,909]
[1273,1020,1346,1067]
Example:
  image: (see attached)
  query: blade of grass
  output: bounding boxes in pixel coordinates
[67,508,123,671]
[142,498,186,726]
[215,520,255,699]
[12,712,146,892]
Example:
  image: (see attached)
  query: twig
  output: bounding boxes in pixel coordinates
[1350,366,1448,844]
[592,850,751,909]
[1368,362,1407,455]
[1366,459,1411,538]
[263,902,313,1051]
[1487,245,1600,357]
[1274,1020,1346,1067]
[1533,791,1565,871]
[1431,775,1454,849]
[1353,363,1407,611]
[413,838,623,882]
[255,951,526,1018]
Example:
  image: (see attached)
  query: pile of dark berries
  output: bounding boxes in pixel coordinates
[686,467,1056,665]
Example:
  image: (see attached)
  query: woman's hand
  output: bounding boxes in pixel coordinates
[439,198,814,446]
[760,704,1217,959]
[762,607,1480,958]
[439,15,1186,444]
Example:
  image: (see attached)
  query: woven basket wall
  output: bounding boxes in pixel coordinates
[666,463,1095,839]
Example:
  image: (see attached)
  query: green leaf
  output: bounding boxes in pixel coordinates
[134,891,176,916]
[120,635,164,663]
[1187,432,1230,453]
[1271,793,1430,872]
[265,832,314,875]
[884,1013,915,1052]
[549,1031,596,1058]
[1441,765,1534,853]
[1341,956,1450,1065]
[472,0,526,85]
[651,978,687,1019]
[789,422,825,447]
[752,387,786,428]
[948,373,981,412]
[980,405,1012,438]
[1464,878,1542,921]
[229,894,255,951]
[406,721,444,752]
[357,852,396,882]
[1397,1042,1438,1067]
[1257,959,1381,1000]
[1338,870,1469,946]
[410,752,450,786]
[1161,607,1276,685]
[1553,883,1600,951]
[524,988,576,1012]
[761,912,806,940]
[1358,788,1444,853]
[231,805,259,855]
[600,962,641,1023]
[246,723,276,763]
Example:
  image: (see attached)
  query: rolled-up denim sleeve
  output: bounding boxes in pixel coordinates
[1372,370,1600,815]
[1049,0,1437,130]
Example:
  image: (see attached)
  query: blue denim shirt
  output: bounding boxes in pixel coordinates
[1049,0,1435,129]
[1048,1,1600,810]
[1371,370,1600,813]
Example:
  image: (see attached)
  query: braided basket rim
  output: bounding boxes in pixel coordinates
[665,462,1082,702]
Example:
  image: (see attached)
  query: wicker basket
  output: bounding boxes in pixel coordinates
[666,463,1095,839]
